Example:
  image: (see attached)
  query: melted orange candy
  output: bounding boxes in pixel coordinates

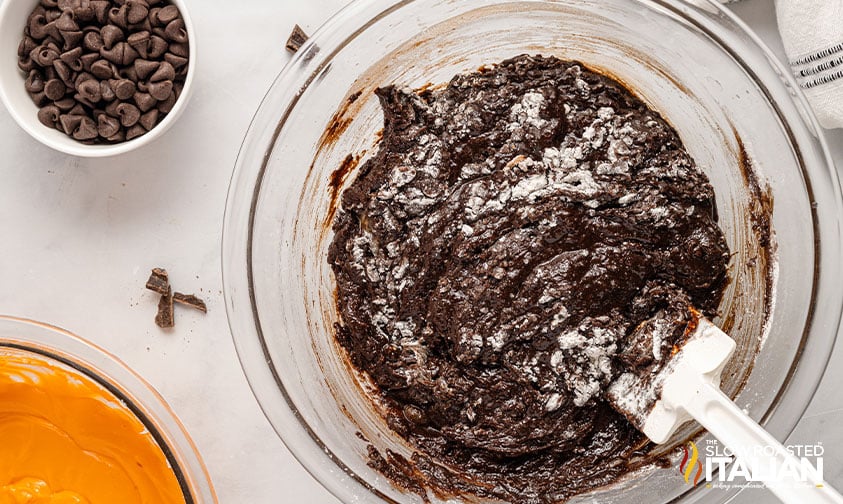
[0,348,185,504]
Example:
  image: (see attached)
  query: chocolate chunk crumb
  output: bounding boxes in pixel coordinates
[154,287,174,328]
[173,292,207,313]
[145,267,169,294]
[285,24,308,54]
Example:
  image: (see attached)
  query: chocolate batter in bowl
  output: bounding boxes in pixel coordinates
[222,1,843,503]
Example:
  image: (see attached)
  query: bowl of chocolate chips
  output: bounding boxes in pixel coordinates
[224,0,843,503]
[0,0,194,156]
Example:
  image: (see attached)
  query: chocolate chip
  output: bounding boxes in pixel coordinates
[58,113,83,134]
[18,36,37,58]
[104,99,120,117]
[169,41,188,57]
[138,108,158,130]
[73,71,95,90]
[52,59,72,85]
[163,18,186,43]
[126,123,146,140]
[108,78,134,100]
[100,24,124,49]
[31,91,49,107]
[163,52,187,70]
[54,97,76,111]
[148,7,162,26]
[37,105,61,127]
[134,58,158,79]
[108,6,129,29]
[127,30,150,49]
[77,79,102,102]
[72,116,98,140]
[100,80,116,101]
[129,17,153,34]
[68,103,86,115]
[44,39,60,53]
[25,70,45,93]
[157,5,179,24]
[82,31,104,52]
[43,65,57,81]
[149,61,173,82]
[107,130,125,142]
[80,52,99,72]
[90,1,109,23]
[157,89,176,113]
[60,47,83,71]
[148,79,171,101]
[97,113,120,137]
[32,45,60,66]
[104,41,138,65]
[45,9,61,24]
[119,65,138,81]
[73,93,94,110]
[90,59,113,79]
[60,30,83,51]
[100,45,119,64]
[18,56,35,73]
[126,0,149,24]
[147,35,168,58]
[116,102,140,126]
[44,78,66,100]
[133,91,157,112]
[28,14,51,39]
[55,10,79,32]
[73,3,96,23]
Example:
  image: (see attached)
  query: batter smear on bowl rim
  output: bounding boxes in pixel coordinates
[328,54,730,502]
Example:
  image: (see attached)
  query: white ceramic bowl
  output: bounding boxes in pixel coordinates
[0,0,196,157]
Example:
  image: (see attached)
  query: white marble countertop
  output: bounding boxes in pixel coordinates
[1,1,841,503]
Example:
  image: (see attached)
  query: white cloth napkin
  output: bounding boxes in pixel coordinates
[720,0,843,128]
[775,0,843,129]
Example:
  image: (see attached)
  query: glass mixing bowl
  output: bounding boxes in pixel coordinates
[0,315,218,503]
[223,0,843,502]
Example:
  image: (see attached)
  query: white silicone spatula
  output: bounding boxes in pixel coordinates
[607,316,843,503]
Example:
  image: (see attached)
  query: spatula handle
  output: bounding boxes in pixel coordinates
[679,373,842,503]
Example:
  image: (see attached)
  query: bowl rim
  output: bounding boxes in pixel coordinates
[0,0,197,158]
[0,314,218,503]
[222,0,843,502]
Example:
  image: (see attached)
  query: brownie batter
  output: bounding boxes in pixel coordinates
[328,55,730,502]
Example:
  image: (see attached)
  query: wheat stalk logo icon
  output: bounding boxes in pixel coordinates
[679,441,703,485]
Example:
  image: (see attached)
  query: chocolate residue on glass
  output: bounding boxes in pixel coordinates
[328,55,731,502]
[325,153,360,229]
